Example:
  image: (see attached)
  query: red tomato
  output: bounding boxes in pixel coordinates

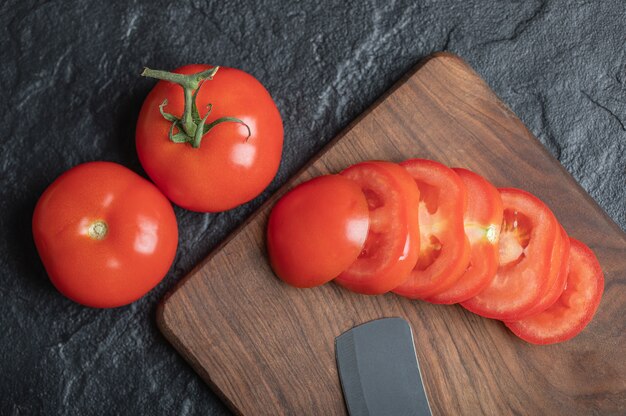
[506,238,604,344]
[335,161,420,295]
[518,225,570,317]
[393,159,471,299]
[425,168,503,304]
[32,162,178,308]
[136,65,283,212]
[462,188,559,320]
[267,175,369,288]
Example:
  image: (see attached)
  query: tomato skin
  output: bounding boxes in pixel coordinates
[462,188,558,320]
[32,162,178,308]
[136,65,283,212]
[505,238,604,345]
[393,159,470,299]
[267,175,369,288]
[335,161,420,295]
[425,168,503,304]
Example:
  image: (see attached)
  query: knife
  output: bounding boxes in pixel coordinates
[335,317,432,416]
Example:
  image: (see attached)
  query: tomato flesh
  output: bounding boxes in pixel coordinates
[267,175,369,288]
[426,168,503,304]
[393,159,470,299]
[518,225,570,317]
[505,238,604,344]
[32,162,179,308]
[335,161,420,295]
[461,188,558,320]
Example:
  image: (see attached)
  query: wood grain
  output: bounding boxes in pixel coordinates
[157,53,626,415]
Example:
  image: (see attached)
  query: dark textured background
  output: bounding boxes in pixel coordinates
[1,0,624,414]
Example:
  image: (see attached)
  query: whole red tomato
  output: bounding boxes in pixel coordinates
[136,65,283,212]
[32,162,178,308]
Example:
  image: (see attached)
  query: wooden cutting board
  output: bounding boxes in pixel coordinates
[157,53,626,415]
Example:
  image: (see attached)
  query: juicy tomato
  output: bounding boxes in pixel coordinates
[506,238,604,345]
[393,159,471,299]
[335,161,420,295]
[136,65,283,212]
[267,175,369,288]
[518,225,570,317]
[425,168,503,304]
[32,162,178,308]
[462,188,559,320]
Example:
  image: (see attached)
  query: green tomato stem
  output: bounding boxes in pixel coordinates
[182,87,196,137]
[140,66,251,147]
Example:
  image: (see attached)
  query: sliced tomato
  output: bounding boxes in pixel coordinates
[517,225,570,317]
[461,188,559,320]
[425,168,503,304]
[335,161,420,295]
[506,238,604,345]
[267,175,369,288]
[392,159,470,299]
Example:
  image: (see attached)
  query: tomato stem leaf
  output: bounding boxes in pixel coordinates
[158,100,178,123]
[202,116,252,140]
[168,120,189,143]
[190,82,204,123]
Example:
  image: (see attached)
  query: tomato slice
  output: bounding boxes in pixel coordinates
[461,188,559,320]
[425,168,503,304]
[517,225,570,317]
[393,159,470,299]
[505,238,604,344]
[267,175,369,288]
[335,161,420,295]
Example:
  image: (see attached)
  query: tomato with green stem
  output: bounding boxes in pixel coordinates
[32,162,178,308]
[136,65,283,212]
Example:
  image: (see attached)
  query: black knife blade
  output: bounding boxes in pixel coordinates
[335,317,432,416]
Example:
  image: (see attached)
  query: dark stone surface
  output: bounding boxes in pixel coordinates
[0,0,624,414]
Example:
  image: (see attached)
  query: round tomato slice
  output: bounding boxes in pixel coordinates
[517,224,570,317]
[426,168,503,304]
[393,159,470,299]
[267,175,369,288]
[505,238,604,345]
[461,188,559,320]
[335,161,420,295]
[32,162,178,308]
